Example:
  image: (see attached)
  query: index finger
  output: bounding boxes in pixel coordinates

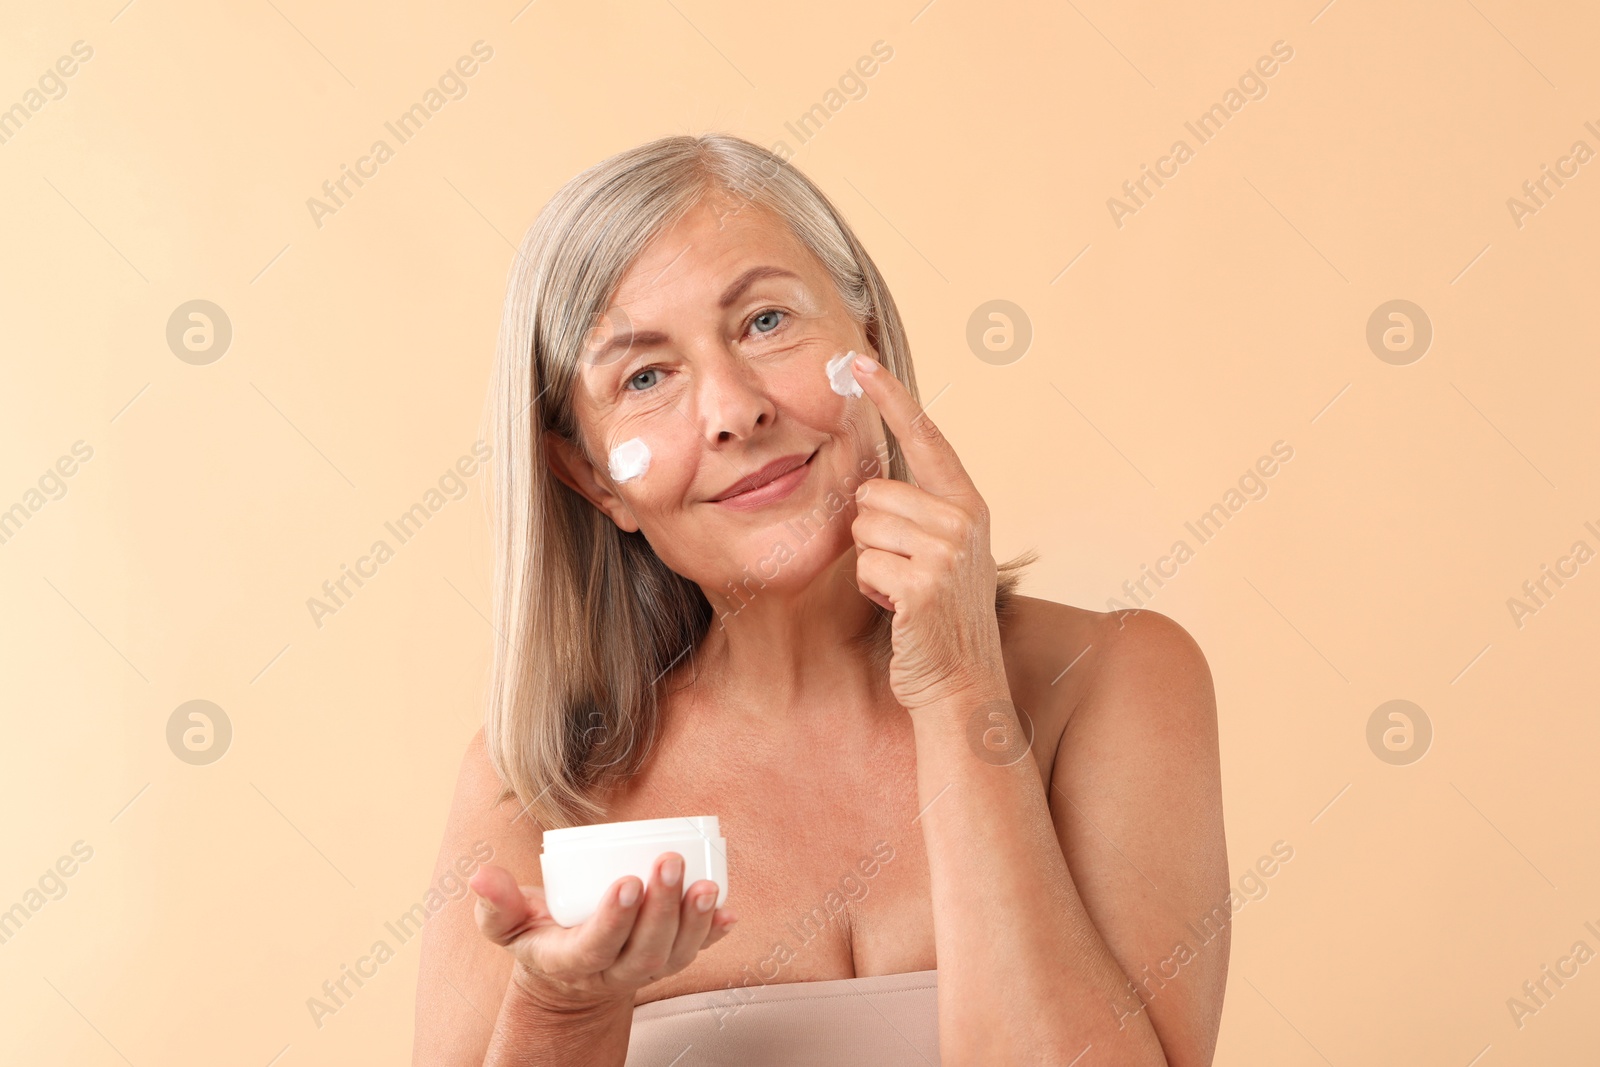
[846,350,977,501]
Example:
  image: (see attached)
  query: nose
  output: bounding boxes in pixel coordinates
[694,344,775,445]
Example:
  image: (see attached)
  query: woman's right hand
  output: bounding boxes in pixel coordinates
[468,852,739,1011]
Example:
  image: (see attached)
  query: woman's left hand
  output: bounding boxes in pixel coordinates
[848,352,1010,714]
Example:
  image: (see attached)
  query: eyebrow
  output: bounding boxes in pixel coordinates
[586,266,803,367]
[717,265,801,309]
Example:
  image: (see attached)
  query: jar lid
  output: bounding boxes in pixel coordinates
[542,815,720,847]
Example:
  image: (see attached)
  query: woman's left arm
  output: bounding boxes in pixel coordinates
[847,352,1229,1066]
[907,612,1228,1067]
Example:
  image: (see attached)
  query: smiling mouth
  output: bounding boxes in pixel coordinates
[711,447,819,507]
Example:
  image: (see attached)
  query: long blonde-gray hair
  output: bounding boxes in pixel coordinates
[480,133,1035,829]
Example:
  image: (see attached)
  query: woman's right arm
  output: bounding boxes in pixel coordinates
[476,964,635,1066]
[413,728,735,1066]
[413,727,544,1065]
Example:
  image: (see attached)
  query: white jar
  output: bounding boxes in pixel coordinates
[539,815,728,928]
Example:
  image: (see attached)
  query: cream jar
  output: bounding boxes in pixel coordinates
[539,815,728,928]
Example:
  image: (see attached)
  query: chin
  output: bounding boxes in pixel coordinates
[719,524,847,593]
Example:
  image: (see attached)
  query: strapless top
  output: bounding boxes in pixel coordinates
[625,968,940,1066]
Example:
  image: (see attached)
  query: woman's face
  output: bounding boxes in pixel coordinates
[545,192,890,599]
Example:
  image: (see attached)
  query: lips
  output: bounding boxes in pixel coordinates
[710,451,814,502]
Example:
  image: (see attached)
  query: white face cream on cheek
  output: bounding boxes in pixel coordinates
[607,437,652,483]
[826,350,864,398]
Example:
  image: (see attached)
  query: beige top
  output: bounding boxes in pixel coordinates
[625,968,940,1066]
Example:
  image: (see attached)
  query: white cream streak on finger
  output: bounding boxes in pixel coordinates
[608,437,651,483]
[827,350,864,398]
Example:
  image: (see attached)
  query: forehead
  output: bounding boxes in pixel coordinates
[610,196,818,308]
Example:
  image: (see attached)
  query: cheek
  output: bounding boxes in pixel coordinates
[604,424,699,509]
[774,355,862,430]
[779,367,885,485]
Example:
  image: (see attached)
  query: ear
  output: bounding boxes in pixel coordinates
[542,430,641,534]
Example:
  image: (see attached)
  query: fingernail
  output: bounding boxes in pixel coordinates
[619,880,640,907]
[696,891,715,913]
[662,856,683,886]
[852,353,879,374]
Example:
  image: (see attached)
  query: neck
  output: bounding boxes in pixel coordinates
[693,546,888,716]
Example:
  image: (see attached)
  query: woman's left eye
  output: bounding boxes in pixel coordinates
[624,366,664,392]
[749,309,786,335]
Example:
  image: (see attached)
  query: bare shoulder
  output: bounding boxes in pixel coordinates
[997,597,1217,784]
[994,595,1109,782]
[997,594,1139,729]
[1004,595,1211,705]
[1077,606,1216,731]
[1038,607,1227,1063]
[988,594,1218,756]
[430,725,543,877]
[996,594,1103,703]
[412,727,542,1066]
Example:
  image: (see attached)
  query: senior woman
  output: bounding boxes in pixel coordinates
[413,134,1228,1066]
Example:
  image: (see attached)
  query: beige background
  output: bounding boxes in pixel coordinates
[2,0,1597,1063]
